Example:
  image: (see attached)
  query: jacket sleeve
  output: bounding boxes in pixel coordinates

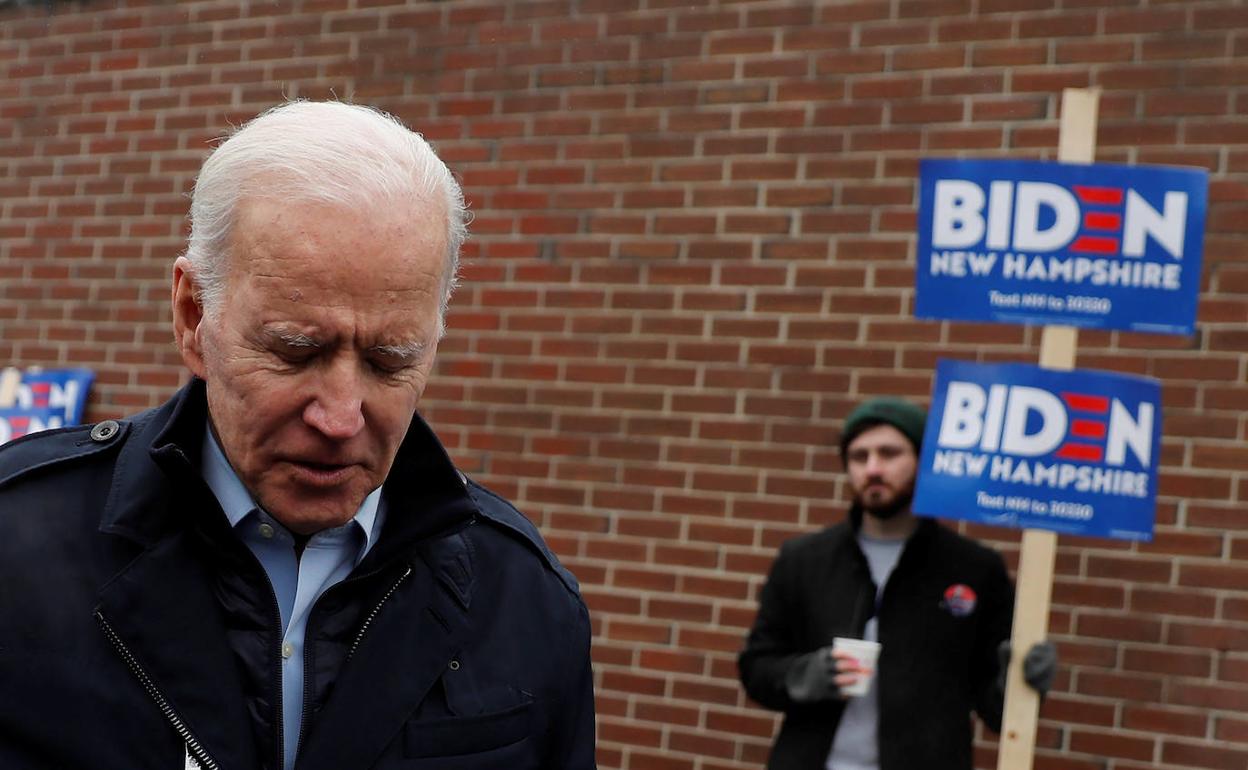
[738,541,809,712]
[970,550,1015,734]
[549,597,597,768]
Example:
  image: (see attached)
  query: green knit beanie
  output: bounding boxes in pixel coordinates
[839,397,927,458]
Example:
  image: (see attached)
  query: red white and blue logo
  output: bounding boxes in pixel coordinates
[941,584,978,618]
[915,158,1207,335]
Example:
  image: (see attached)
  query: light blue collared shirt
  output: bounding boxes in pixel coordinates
[201,425,385,770]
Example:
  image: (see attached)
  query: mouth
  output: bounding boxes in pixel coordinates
[285,459,358,487]
[861,485,896,502]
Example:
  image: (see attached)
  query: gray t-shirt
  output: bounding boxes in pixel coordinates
[826,533,906,770]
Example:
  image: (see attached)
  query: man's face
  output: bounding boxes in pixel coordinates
[174,196,448,534]
[845,424,918,519]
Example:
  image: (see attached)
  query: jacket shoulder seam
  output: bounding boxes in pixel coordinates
[0,423,128,490]
[465,479,582,598]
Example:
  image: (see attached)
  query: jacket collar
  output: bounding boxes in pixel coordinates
[99,378,478,557]
[847,502,938,548]
[94,378,482,769]
[99,377,214,546]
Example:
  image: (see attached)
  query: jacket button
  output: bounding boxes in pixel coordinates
[448,659,461,671]
[89,420,120,442]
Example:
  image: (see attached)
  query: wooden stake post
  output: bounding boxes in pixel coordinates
[996,88,1100,770]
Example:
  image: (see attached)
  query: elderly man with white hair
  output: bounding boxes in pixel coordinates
[0,101,596,770]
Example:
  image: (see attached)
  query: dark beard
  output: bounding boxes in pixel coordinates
[859,485,914,521]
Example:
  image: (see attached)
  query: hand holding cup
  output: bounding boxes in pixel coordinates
[832,637,881,697]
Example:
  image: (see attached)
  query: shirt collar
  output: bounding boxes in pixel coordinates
[200,420,383,553]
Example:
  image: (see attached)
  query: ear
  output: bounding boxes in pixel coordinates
[172,256,209,379]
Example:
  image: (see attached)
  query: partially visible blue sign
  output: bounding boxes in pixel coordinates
[0,407,68,444]
[913,359,1161,542]
[0,368,94,444]
[915,158,1207,335]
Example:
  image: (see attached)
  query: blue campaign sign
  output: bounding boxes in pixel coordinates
[915,158,1208,335]
[0,368,94,445]
[913,359,1161,542]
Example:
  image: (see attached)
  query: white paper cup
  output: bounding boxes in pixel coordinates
[833,637,881,697]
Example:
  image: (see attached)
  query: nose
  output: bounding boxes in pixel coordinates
[863,451,885,475]
[302,357,365,440]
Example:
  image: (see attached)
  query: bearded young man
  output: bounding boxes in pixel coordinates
[738,397,1055,770]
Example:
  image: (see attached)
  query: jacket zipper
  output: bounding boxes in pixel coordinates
[264,569,286,770]
[95,610,221,770]
[290,564,413,765]
[345,564,413,661]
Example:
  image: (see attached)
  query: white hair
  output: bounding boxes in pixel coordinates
[183,100,467,326]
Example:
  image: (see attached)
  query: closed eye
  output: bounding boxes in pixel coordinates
[367,355,411,374]
[368,341,428,373]
[262,329,323,364]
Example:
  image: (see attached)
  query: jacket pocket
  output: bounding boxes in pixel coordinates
[403,700,533,758]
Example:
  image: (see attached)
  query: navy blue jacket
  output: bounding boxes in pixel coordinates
[0,380,595,770]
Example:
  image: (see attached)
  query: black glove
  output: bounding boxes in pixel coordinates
[784,646,838,703]
[996,639,1057,696]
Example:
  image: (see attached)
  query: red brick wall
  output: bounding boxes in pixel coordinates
[3,1,1247,768]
